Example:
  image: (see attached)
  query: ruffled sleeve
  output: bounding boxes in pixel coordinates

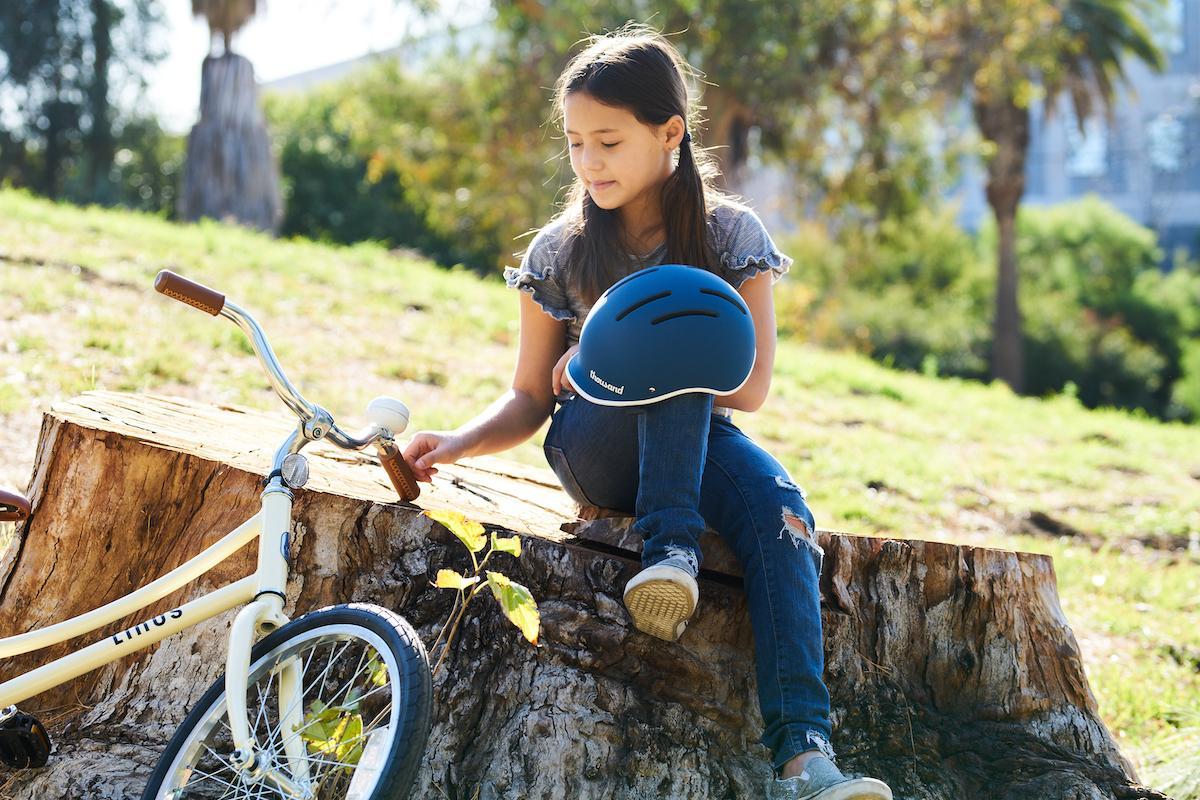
[714,205,793,289]
[503,222,577,322]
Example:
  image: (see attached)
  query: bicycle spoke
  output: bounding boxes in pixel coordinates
[269,640,389,752]
[275,690,393,759]
[176,760,243,796]
[273,670,394,755]
[252,662,276,736]
[250,641,343,760]
[256,647,320,754]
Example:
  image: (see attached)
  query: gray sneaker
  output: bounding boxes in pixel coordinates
[766,756,893,800]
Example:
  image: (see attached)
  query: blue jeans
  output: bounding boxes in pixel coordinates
[542,391,835,771]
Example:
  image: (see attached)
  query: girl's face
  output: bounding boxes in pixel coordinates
[563,91,684,222]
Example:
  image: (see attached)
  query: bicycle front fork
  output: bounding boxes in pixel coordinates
[225,485,304,793]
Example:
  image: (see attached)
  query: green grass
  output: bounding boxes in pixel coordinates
[1,188,1198,790]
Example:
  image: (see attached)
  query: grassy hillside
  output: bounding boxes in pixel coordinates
[1,189,1197,789]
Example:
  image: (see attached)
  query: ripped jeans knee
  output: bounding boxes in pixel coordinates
[773,475,822,562]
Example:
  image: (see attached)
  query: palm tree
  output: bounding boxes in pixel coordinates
[192,0,258,56]
[942,0,1164,391]
[180,0,281,231]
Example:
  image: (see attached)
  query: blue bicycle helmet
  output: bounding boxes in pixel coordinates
[565,264,756,406]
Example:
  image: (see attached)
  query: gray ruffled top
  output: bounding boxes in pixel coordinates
[503,202,793,407]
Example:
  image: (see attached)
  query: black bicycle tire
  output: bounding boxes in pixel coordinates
[140,602,432,800]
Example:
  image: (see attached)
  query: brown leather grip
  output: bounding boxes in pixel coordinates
[0,488,31,522]
[378,443,421,502]
[154,270,225,316]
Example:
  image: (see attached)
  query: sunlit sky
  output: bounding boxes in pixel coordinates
[148,0,489,133]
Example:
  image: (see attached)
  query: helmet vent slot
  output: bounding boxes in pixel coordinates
[616,290,672,321]
[700,288,747,314]
[650,310,720,325]
[609,267,661,294]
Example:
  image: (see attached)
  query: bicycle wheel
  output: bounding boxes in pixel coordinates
[141,603,431,800]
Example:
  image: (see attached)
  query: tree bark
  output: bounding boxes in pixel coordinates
[974,96,1030,393]
[179,53,282,232]
[0,392,1169,799]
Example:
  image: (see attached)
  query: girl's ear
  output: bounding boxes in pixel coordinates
[662,115,686,150]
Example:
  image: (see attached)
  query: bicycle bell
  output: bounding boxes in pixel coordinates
[367,396,411,435]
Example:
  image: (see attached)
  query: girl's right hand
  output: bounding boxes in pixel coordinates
[552,344,580,395]
[402,430,469,483]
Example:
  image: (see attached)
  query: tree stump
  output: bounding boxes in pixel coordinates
[178,53,282,232]
[0,392,1169,799]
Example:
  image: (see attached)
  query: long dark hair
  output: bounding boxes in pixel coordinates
[549,26,734,305]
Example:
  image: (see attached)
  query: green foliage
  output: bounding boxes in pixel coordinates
[1171,339,1200,422]
[263,3,969,271]
[298,699,365,769]
[490,2,960,225]
[778,207,993,378]
[265,56,560,274]
[995,197,1199,417]
[265,89,455,261]
[0,0,165,201]
[95,116,185,215]
[781,197,1200,420]
[423,509,540,674]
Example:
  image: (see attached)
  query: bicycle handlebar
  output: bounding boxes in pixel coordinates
[0,488,31,523]
[154,270,225,316]
[153,270,420,502]
[377,443,421,502]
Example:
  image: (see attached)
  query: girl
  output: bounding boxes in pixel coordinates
[402,26,893,800]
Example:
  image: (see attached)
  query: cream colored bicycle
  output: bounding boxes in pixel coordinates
[0,271,431,799]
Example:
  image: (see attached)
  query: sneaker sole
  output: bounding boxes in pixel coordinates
[805,777,893,800]
[623,577,696,641]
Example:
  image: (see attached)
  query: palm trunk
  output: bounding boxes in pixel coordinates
[974,96,1030,392]
[179,53,282,232]
[993,206,1023,390]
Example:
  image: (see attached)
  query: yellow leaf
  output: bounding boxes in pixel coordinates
[491,532,522,558]
[423,508,487,553]
[486,571,539,645]
[434,568,480,590]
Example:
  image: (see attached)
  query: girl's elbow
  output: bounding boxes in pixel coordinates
[739,393,768,413]
[720,381,770,413]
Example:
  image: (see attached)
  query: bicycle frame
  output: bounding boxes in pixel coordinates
[0,273,415,790]
[0,471,304,772]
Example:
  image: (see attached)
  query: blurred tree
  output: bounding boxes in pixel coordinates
[924,0,1165,391]
[180,0,282,231]
[347,1,953,271]
[0,0,163,200]
[265,84,455,260]
[487,0,951,219]
[192,0,256,55]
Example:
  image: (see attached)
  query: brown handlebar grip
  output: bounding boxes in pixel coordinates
[379,443,421,502]
[0,488,31,522]
[154,270,225,316]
